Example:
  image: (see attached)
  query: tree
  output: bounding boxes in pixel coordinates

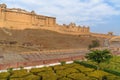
[85,49,112,70]
[7,68,13,73]
[60,61,66,66]
[89,39,100,49]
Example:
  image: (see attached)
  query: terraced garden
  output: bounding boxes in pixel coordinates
[0,63,120,80]
[83,56,120,72]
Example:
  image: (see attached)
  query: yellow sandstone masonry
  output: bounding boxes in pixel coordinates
[0,4,89,33]
[0,3,114,38]
[0,4,56,29]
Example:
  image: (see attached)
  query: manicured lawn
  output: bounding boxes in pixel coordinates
[83,56,120,71]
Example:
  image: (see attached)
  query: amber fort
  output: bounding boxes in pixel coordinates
[0,4,92,33]
[0,3,120,71]
[0,3,115,37]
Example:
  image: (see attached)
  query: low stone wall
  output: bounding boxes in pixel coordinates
[91,33,114,38]
[0,55,85,70]
[22,48,88,54]
[39,26,90,36]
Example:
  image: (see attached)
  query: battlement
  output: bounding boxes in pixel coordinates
[60,22,90,33]
[0,3,115,38]
[0,3,7,9]
[0,3,56,29]
[0,3,90,34]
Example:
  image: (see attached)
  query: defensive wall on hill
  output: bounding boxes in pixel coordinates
[0,4,115,38]
[0,4,89,32]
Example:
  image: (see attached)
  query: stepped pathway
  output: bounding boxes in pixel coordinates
[0,49,88,64]
[0,49,88,70]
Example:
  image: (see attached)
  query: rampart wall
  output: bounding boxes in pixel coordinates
[0,4,114,38]
[0,55,84,70]
[0,4,56,29]
[0,4,90,33]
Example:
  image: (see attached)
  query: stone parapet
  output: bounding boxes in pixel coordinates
[0,3,114,38]
[0,3,56,29]
[0,3,90,34]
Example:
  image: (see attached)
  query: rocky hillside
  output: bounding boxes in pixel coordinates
[0,28,105,52]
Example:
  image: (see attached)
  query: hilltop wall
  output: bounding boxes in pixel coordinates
[0,4,90,33]
[0,4,56,29]
[0,4,114,38]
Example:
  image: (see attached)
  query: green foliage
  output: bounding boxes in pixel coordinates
[60,61,66,66]
[74,61,97,69]
[10,78,25,80]
[0,63,120,80]
[89,39,100,49]
[42,74,57,80]
[38,71,57,80]
[53,65,66,70]
[10,69,30,78]
[19,66,24,70]
[25,74,40,80]
[7,68,13,73]
[67,73,92,80]
[79,56,120,78]
[88,70,109,79]
[102,76,108,80]
[88,70,120,80]
[56,68,79,77]
[86,49,112,65]
[30,67,52,75]
[0,72,10,79]
[58,77,72,80]
[103,68,120,76]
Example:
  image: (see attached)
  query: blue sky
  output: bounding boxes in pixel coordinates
[0,0,120,35]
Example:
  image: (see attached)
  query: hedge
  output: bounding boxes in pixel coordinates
[0,72,10,79]
[103,68,120,76]
[74,60,97,69]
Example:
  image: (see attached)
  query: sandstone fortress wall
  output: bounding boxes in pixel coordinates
[0,4,89,32]
[0,4,56,29]
[0,4,114,38]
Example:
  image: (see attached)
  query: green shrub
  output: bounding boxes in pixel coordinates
[42,74,57,80]
[30,67,52,75]
[7,68,13,73]
[0,72,10,79]
[103,68,120,76]
[38,71,57,80]
[88,70,109,79]
[75,66,94,73]
[67,73,90,80]
[30,68,44,74]
[10,69,30,78]
[60,61,66,66]
[56,68,79,77]
[25,74,40,80]
[53,65,66,70]
[88,39,100,49]
[10,78,25,80]
[74,61,97,69]
[58,77,72,80]
[1,63,120,80]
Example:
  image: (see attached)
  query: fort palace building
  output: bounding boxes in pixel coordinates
[0,4,56,29]
[0,3,90,33]
[0,3,115,38]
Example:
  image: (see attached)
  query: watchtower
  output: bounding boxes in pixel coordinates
[0,4,7,27]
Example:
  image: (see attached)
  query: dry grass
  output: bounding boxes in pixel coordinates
[0,28,105,52]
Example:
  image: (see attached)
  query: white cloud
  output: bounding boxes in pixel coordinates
[1,0,120,26]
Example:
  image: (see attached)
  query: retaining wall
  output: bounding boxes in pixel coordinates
[0,55,85,70]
